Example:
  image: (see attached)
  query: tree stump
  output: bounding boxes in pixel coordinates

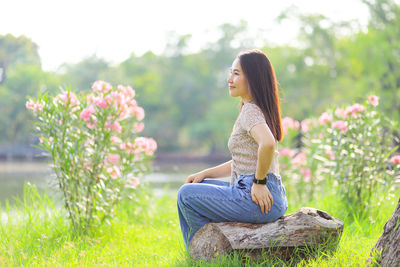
[189,207,344,261]
[367,198,400,267]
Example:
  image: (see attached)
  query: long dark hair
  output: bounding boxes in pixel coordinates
[238,49,283,142]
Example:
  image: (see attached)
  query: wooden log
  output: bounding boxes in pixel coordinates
[367,198,400,267]
[189,207,344,261]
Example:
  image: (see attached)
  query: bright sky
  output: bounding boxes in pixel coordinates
[1,0,370,72]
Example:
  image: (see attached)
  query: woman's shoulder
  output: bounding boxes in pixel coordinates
[241,102,264,116]
[239,101,266,132]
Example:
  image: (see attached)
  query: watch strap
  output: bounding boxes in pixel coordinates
[253,176,268,184]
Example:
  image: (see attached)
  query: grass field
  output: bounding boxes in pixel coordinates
[0,182,398,266]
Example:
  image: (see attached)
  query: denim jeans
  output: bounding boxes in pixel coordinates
[177,172,288,250]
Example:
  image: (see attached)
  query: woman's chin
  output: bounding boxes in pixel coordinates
[229,91,237,97]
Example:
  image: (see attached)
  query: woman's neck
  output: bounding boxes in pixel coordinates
[242,97,254,104]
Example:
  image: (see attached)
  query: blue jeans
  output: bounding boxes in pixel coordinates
[177,173,288,250]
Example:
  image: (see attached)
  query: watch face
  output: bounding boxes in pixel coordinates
[253,177,267,184]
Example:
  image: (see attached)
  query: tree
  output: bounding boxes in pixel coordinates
[0,64,60,144]
[0,34,41,84]
[368,198,400,266]
[59,54,110,91]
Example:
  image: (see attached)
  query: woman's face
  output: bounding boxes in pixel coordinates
[227,58,252,102]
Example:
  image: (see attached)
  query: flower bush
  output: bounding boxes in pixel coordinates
[26,80,157,230]
[280,95,399,219]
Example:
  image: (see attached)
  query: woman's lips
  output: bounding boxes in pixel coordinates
[229,86,235,89]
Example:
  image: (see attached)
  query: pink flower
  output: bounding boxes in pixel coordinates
[293,152,306,167]
[368,95,379,107]
[134,137,157,155]
[332,120,348,132]
[107,154,120,165]
[146,138,157,155]
[390,155,400,165]
[134,137,147,149]
[318,112,332,125]
[119,142,128,150]
[57,92,69,103]
[33,103,44,113]
[301,120,310,133]
[300,168,311,182]
[86,119,97,129]
[345,103,366,117]
[133,122,145,133]
[49,137,54,144]
[92,80,112,94]
[87,93,95,105]
[128,99,137,108]
[26,100,44,113]
[105,121,122,133]
[94,97,108,108]
[57,91,80,107]
[58,119,63,125]
[281,163,287,169]
[280,148,295,158]
[111,91,124,106]
[282,117,300,134]
[107,166,121,179]
[80,106,96,121]
[85,139,95,147]
[118,85,136,99]
[132,106,145,121]
[105,94,113,105]
[118,105,129,119]
[300,118,317,133]
[111,136,122,144]
[25,100,35,110]
[127,178,140,188]
[335,108,348,119]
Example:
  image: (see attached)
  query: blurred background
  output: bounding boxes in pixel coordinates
[1,0,399,203]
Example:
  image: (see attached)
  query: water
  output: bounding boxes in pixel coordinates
[0,161,216,206]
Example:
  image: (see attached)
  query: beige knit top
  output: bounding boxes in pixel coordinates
[228,102,280,185]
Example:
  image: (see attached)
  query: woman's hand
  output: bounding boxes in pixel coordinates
[185,171,206,184]
[251,184,274,213]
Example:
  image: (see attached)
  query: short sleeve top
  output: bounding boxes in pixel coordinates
[227,102,280,185]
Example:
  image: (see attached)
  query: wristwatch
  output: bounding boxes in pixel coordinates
[253,176,268,184]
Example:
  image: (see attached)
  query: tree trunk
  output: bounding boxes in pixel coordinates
[190,207,344,261]
[367,198,400,267]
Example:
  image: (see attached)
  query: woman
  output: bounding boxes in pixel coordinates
[177,49,288,251]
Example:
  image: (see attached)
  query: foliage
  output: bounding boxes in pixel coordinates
[26,81,157,230]
[310,96,399,220]
[0,33,41,84]
[0,64,60,144]
[280,95,400,220]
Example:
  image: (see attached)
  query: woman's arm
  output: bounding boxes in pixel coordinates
[250,124,275,180]
[202,160,232,178]
[185,160,232,183]
[249,123,276,213]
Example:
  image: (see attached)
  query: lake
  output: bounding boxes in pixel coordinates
[0,161,230,206]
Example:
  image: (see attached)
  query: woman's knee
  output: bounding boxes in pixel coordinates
[177,183,195,204]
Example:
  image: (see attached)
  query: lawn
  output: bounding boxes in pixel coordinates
[0,182,398,266]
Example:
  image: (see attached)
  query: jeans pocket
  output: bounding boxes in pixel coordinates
[236,178,252,200]
[237,179,251,193]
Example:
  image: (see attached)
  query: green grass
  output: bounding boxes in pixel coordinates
[0,182,398,266]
